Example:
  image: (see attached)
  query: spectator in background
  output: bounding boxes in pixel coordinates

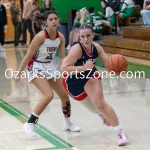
[67,8,89,50]
[85,7,103,39]
[140,0,150,28]
[72,11,81,29]
[40,0,55,30]
[80,7,90,25]
[0,0,7,50]
[40,0,54,14]
[22,0,34,46]
[99,0,116,28]
[116,0,135,19]
[29,2,45,34]
[67,10,81,50]
[10,0,22,47]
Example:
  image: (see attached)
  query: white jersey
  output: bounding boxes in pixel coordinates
[27,30,61,83]
[32,29,61,63]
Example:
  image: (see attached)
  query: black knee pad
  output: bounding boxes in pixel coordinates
[63,101,71,117]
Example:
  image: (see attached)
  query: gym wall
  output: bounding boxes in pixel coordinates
[39,0,102,22]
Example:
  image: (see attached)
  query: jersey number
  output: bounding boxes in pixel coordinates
[45,53,53,60]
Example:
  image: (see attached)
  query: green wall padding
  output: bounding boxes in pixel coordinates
[39,0,102,22]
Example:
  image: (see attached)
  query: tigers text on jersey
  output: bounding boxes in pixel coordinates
[32,29,61,63]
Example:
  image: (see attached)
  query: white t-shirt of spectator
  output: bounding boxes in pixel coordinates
[105,7,114,19]
[122,0,135,11]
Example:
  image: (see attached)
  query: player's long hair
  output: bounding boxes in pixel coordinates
[29,3,46,28]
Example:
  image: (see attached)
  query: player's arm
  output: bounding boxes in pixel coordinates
[94,42,109,68]
[61,44,94,73]
[58,33,66,63]
[17,31,45,74]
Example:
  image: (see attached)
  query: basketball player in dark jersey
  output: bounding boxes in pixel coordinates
[61,24,129,146]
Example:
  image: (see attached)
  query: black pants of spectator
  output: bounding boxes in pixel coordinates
[0,25,5,46]
[12,20,22,47]
[22,19,34,45]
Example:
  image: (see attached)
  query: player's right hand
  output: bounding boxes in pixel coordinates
[84,60,95,70]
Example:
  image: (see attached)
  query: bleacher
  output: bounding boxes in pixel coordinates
[100,27,150,60]
[98,6,150,60]
[95,6,150,78]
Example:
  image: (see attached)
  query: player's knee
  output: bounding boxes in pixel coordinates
[59,93,69,102]
[44,93,54,102]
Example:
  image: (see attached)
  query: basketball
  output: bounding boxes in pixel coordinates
[107,54,128,75]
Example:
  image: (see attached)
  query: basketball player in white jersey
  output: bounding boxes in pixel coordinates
[14,11,80,137]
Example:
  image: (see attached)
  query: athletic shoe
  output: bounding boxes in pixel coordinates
[117,129,129,146]
[23,122,37,137]
[63,122,80,132]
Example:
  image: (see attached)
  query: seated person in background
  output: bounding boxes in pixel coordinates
[140,0,150,28]
[80,7,90,25]
[67,10,81,50]
[67,8,89,50]
[85,7,103,36]
[72,10,81,28]
[99,0,116,28]
[116,0,135,19]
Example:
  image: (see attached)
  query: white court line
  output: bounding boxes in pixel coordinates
[26,147,80,150]
[0,129,24,134]
[72,147,80,150]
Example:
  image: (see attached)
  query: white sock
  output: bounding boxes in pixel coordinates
[64,117,71,124]
[32,112,39,118]
[114,125,121,132]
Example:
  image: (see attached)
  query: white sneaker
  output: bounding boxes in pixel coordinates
[23,122,37,137]
[63,122,80,132]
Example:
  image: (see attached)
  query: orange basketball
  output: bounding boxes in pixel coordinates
[107,54,128,75]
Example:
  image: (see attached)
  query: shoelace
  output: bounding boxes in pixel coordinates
[118,133,123,139]
[118,130,127,139]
